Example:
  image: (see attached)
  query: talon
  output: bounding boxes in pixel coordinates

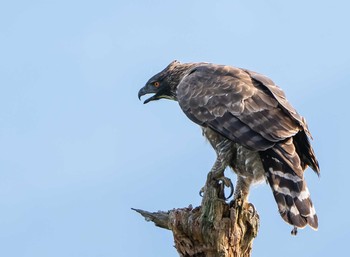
[247,203,256,217]
[200,175,234,200]
[217,176,234,200]
[291,226,298,236]
[199,187,205,197]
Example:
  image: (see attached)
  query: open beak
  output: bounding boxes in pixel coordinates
[138,84,157,104]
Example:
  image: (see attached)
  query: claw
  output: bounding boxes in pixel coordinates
[199,186,205,197]
[209,170,234,200]
[217,177,234,200]
[247,203,256,218]
[291,226,298,236]
[199,175,234,201]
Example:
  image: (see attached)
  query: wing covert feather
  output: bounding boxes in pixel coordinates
[177,64,303,151]
[244,69,312,137]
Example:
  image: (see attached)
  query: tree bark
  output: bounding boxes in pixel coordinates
[133,177,259,257]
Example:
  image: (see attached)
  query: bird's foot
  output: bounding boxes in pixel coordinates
[230,192,258,219]
[291,226,298,236]
[199,172,234,201]
[218,176,234,200]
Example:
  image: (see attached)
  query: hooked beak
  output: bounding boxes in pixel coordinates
[138,84,158,104]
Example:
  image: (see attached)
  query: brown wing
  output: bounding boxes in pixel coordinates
[244,69,312,138]
[176,64,302,151]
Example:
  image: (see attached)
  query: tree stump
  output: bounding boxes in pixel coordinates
[133,177,259,257]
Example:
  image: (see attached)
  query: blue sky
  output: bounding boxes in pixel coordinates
[0,0,348,256]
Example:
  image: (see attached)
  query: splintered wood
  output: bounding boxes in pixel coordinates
[133,179,259,257]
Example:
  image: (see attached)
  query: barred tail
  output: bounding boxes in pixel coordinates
[260,138,318,230]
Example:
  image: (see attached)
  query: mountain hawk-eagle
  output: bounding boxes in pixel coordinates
[138,60,320,232]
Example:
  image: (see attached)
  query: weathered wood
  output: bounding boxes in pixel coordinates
[133,177,259,257]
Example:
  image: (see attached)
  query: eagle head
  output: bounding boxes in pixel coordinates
[138,60,186,104]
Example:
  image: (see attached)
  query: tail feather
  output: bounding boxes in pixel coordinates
[260,139,318,230]
[293,131,320,175]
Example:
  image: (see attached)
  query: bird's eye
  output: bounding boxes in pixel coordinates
[154,82,160,87]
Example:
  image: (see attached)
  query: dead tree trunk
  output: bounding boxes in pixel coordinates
[133,176,259,257]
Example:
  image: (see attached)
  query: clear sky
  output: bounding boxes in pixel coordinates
[0,0,349,256]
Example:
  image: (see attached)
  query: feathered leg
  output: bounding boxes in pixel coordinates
[234,175,252,202]
[200,139,234,200]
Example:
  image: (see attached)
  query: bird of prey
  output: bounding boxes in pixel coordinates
[138,60,320,233]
